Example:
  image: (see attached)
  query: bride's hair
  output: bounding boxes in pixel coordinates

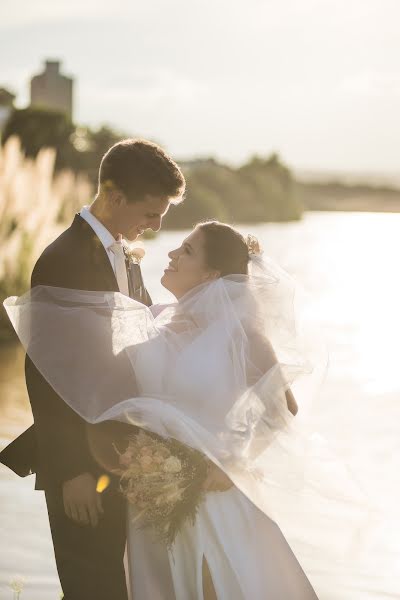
[196,221,261,277]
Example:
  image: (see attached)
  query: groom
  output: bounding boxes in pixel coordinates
[0,139,185,599]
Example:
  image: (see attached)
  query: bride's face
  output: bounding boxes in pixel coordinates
[161,228,220,299]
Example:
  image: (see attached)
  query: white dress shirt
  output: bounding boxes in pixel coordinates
[79,205,129,294]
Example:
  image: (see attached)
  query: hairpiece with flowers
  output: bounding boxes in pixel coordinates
[246,234,262,257]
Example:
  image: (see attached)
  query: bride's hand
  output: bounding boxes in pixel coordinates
[203,462,234,493]
[62,472,104,527]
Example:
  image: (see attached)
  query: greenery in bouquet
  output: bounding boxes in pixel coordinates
[116,430,209,548]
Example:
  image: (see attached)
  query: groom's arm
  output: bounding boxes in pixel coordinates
[26,251,96,486]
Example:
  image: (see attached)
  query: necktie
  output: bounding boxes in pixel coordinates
[109,241,129,296]
[129,262,145,303]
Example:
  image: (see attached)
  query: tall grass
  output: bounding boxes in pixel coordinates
[0,136,93,340]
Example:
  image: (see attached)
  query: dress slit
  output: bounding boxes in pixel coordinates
[202,554,218,600]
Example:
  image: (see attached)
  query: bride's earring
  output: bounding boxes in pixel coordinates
[205,270,220,282]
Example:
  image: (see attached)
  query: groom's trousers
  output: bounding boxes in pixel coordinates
[45,483,128,600]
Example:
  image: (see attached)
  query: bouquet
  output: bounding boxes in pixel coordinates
[116,430,209,547]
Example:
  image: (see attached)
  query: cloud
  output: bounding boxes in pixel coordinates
[1,0,107,27]
[1,0,400,170]
[340,71,400,98]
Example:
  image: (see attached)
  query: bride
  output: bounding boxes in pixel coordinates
[6,221,364,599]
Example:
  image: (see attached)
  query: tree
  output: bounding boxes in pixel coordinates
[239,153,302,221]
[164,173,227,230]
[163,154,303,229]
[2,107,78,171]
[71,125,128,184]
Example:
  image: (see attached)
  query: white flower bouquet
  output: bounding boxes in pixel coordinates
[116,430,208,547]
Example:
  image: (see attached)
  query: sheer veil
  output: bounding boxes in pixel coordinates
[4,254,380,592]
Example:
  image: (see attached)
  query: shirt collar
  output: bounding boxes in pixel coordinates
[80,205,117,252]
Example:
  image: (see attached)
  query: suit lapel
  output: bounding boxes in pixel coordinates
[71,214,119,292]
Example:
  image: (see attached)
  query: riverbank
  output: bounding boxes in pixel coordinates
[298,180,400,213]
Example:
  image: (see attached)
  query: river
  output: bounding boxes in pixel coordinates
[1,212,399,599]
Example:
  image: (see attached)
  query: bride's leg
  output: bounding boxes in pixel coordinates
[202,556,217,600]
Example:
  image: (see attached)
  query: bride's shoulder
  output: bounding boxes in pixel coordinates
[150,303,174,318]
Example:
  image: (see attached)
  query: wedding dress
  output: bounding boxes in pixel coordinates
[124,294,318,600]
[4,256,374,599]
[167,487,319,599]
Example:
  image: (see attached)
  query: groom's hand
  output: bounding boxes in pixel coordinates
[203,463,234,493]
[63,473,104,527]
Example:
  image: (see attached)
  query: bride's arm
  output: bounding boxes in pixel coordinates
[248,330,298,416]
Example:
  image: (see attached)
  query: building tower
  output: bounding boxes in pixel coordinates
[30,60,73,119]
[0,88,15,134]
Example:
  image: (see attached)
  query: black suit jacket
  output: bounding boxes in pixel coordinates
[0,214,151,489]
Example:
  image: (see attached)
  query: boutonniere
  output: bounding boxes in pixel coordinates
[124,245,146,265]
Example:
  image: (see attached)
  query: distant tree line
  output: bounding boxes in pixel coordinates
[2,107,303,227]
[165,155,302,228]
[2,107,123,182]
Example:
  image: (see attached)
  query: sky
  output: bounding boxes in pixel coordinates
[1,0,399,175]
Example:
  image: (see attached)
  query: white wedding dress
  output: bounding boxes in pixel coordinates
[128,487,318,600]
[4,256,373,599]
[125,302,318,599]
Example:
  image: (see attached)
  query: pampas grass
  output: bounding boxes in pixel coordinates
[0,136,93,340]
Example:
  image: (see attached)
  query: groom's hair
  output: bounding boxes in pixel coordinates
[99,139,185,203]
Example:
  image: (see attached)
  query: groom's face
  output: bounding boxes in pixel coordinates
[113,194,171,241]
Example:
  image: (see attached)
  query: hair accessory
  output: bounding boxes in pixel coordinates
[246,234,262,256]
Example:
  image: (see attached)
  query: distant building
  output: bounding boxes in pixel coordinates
[30,60,73,119]
[0,87,15,133]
